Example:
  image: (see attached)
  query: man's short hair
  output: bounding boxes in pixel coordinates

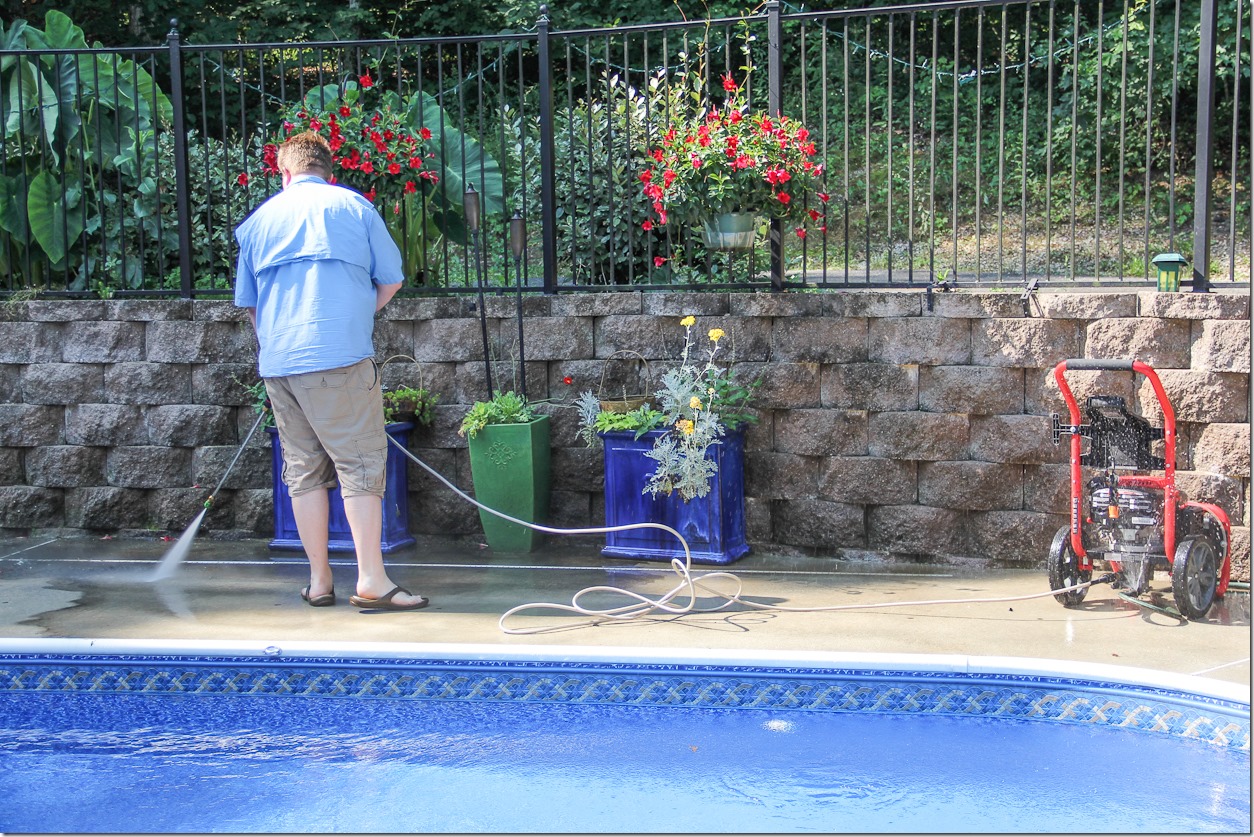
[276,131,333,178]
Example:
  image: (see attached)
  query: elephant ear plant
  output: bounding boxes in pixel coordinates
[1,11,172,286]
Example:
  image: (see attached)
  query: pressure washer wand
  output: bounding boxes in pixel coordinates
[149,407,269,582]
[201,407,269,510]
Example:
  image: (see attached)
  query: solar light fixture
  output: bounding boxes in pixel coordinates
[1151,252,1187,293]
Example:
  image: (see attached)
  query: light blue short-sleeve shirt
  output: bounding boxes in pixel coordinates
[234,175,403,378]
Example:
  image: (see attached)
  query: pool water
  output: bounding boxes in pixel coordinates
[2,690,1249,833]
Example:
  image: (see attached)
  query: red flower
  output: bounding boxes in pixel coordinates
[404,181,417,194]
[365,187,377,201]
[360,161,375,174]
[794,227,807,239]
[339,106,351,118]
[808,208,823,221]
[419,127,432,140]
[236,172,249,186]
[359,74,374,89]
[654,256,668,268]
[387,162,402,175]
[818,192,831,203]
[776,191,791,205]
[639,169,653,183]
[562,376,574,386]
[642,219,653,231]
[309,118,322,131]
[722,73,738,92]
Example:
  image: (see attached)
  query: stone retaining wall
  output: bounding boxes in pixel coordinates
[0,291,1248,579]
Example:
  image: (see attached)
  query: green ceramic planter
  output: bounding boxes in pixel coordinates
[466,415,551,553]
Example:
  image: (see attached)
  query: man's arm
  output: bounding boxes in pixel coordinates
[245,307,257,330]
[375,282,401,312]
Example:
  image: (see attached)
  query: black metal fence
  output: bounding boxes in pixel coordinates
[1,0,1249,297]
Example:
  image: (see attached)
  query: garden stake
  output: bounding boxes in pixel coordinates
[510,210,528,400]
[464,185,495,399]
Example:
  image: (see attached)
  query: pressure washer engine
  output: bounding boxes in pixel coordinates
[1048,359,1232,620]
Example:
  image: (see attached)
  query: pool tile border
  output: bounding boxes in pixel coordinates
[2,649,1248,753]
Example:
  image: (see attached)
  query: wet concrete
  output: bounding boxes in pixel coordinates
[0,534,1248,693]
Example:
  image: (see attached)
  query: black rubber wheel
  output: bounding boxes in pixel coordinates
[1048,525,1091,607]
[1172,535,1220,620]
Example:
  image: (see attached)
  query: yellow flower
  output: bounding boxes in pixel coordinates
[680,315,696,327]
[708,328,725,342]
[689,396,703,410]
[676,419,695,435]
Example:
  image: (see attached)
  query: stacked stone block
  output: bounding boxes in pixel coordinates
[0,291,1248,580]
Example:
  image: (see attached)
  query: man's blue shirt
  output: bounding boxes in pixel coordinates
[234,175,403,378]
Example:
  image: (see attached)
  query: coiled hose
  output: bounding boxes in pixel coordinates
[387,437,1118,634]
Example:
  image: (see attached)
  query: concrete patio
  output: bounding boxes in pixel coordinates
[0,533,1248,694]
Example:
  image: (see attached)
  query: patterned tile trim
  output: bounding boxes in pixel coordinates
[0,653,1247,752]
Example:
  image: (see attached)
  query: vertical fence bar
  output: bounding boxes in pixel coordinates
[1226,0,1244,284]
[768,0,784,291]
[1168,0,1182,252]
[1094,2,1103,281]
[952,10,960,280]
[1116,0,1130,280]
[1045,0,1055,285]
[1069,1,1079,280]
[1142,0,1157,282]
[1192,0,1219,292]
[996,7,1007,286]
[538,7,558,292]
[886,16,895,283]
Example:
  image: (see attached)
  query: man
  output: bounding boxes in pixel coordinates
[234,130,427,612]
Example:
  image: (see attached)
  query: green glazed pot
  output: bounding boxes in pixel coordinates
[700,212,757,250]
[466,415,551,553]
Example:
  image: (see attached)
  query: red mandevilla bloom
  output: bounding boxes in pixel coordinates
[638,71,827,234]
[263,75,436,216]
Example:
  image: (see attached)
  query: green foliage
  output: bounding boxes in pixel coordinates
[458,390,537,439]
[233,375,275,428]
[1,10,174,285]
[271,57,506,285]
[574,391,665,447]
[383,385,439,426]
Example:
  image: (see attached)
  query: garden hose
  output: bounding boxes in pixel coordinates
[1116,590,1185,621]
[386,437,1122,634]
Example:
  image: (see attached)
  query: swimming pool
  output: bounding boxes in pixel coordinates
[0,639,1248,833]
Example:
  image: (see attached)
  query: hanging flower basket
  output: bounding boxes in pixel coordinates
[700,212,757,251]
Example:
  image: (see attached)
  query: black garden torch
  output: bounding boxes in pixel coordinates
[464,184,494,399]
[510,209,528,401]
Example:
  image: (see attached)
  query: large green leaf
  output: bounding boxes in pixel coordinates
[27,169,84,264]
[37,10,89,49]
[0,172,30,243]
[5,58,59,154]
[0,19,29,73]
[409,91,504,245]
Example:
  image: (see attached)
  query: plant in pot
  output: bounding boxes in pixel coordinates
[639,66,829,251]
[240,371,431,554]
[459,390,551,554]
[576,316,760,565]
[383,384,439,426]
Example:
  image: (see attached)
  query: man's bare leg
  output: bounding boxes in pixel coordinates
[291,488,334,599]
[343,494,424,606]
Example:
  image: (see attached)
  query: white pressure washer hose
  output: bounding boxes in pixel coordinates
[387,437,1113,634]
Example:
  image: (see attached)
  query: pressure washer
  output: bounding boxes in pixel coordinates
[1048,358,1233,620]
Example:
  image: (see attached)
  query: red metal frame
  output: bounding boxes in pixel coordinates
[1052,359,1178,570]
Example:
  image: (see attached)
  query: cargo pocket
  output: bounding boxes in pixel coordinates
[299,370,352,421]
[351,432,389,494]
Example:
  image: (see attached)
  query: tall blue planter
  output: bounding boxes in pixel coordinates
[599,428,749,565]
[268,423,415,553]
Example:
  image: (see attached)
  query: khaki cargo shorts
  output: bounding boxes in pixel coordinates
[265,357,388,499]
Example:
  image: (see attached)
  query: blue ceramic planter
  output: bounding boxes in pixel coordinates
[599,428,749,565]
[268,423,415,553]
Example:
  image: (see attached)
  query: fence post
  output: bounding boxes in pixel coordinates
[166,20,194,298]
[767,0,784,292]
[537,5,559,294]
[1191,0,1219,293]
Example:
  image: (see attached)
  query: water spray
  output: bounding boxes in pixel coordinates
[149,407,269,581]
